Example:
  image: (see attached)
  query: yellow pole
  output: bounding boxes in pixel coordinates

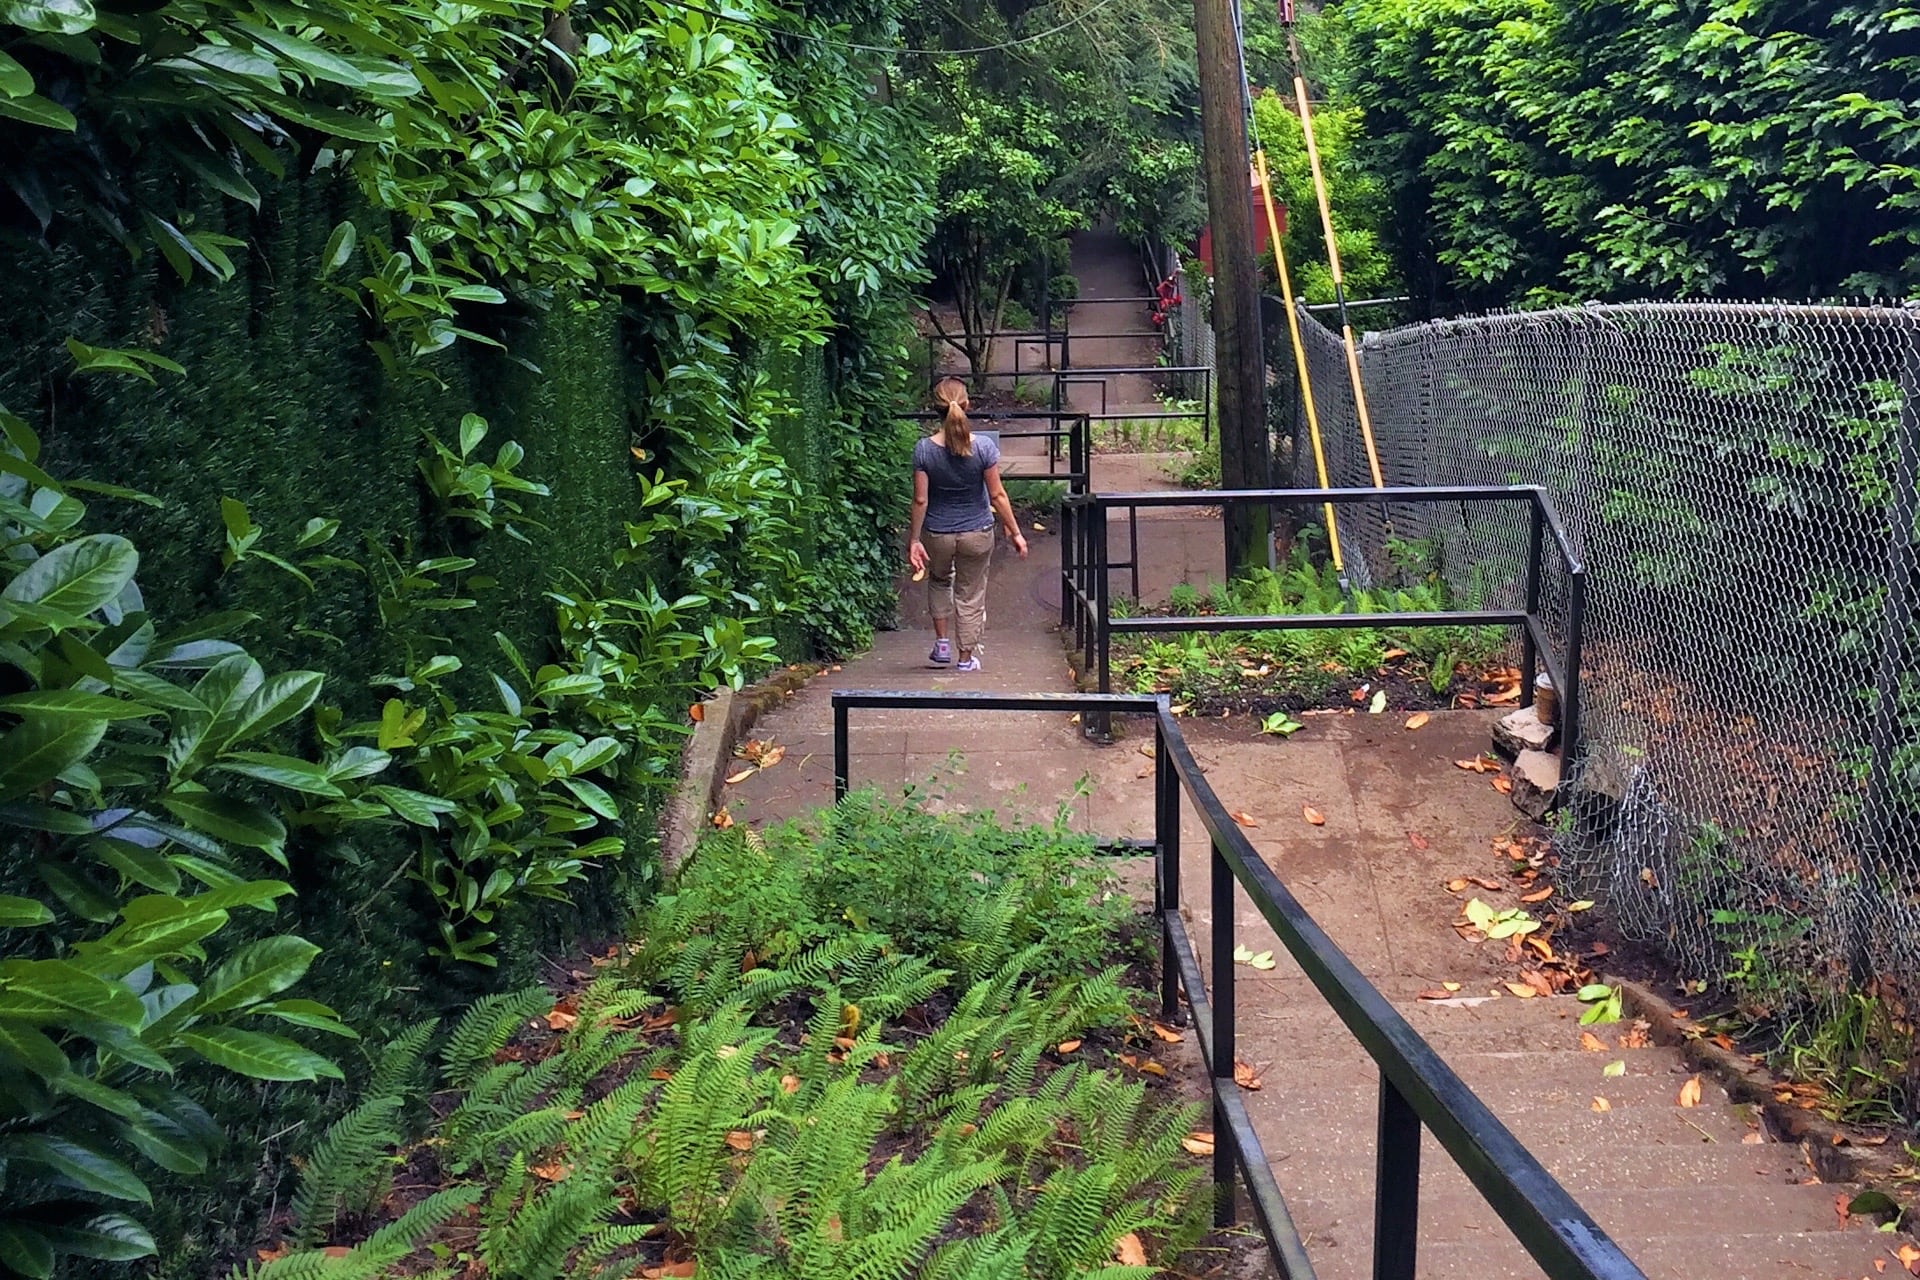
[1292,71,1386,490]
[1252,147,1343,574]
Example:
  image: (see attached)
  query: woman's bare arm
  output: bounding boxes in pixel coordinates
[983,466,1029,557]
[908,470,930,569]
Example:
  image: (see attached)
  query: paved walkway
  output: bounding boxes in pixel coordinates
[727,230,1897,1280]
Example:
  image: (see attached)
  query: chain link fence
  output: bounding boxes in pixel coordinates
[1280,300,1920,1047]
[1169,263,1215,402]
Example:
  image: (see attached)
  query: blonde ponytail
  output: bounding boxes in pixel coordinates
[933,377,974,458]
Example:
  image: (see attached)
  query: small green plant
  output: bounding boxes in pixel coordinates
[1260,711,1304,736]
[219,499,356,590]
[1577,983,1625,1025]
[419,414,551,543]
[1002,478,1067,514]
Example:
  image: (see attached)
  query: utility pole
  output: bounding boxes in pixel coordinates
[1193,0,1271,575]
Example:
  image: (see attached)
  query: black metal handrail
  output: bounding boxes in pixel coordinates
[1059,485,1586,771]
[828,689,1646,1280]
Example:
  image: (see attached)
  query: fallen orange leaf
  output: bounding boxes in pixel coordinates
[1591,1096,1612,1113]
[1181,1132,1216,1156]
[1231,810,1260,827]
[1520,887,1554,903]
[1503,981,1537,999]
[711,808,735,830]
[1302,805,1326,826]
[1446,876,1470,892]
[640,1263,696,1278]
[689,702,704,723]
[1232,1060,1262,1091]
[725,1131,756,1152]
[1678,1075,1703,1108]
[1408,831,1430,851]
[1404,712,1431,730]
[1138,1059,1167,1077]
[724,767,756,785]
[1151,1023,1184,1043]
[530,1163,572,1182]
[255,1245,290,1263]
[1416,988,1454,1001]
[1579,1031,1608,1052]
[544,1007,578,1032]
[1492,776,1514,794]
[1057,1039,1082,1054]
[1115,1233,1148,1267]
[780,1074,799,1094]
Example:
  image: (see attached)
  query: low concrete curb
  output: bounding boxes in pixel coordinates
[657,664,820,875]
[1613,975,1914,1200]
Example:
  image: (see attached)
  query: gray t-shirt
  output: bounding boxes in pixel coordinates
[915,433,1000,534]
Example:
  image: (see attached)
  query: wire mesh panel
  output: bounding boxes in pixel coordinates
[1170,265,1214,402]
[1291,300,1920,1035]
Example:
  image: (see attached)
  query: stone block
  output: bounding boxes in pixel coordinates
[1508,748,1561,821]
[1493,705,1556,757]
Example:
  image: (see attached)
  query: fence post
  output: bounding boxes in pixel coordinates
[832,698,849,803]
[1155,710,1182,1024]
[1210,835,1236,1227]
[1067,502,1082,637]
[1522,500,1543,711]
[1562,569,1587,783]
[1092,508,1113,740]
[1865,326,1920,862]
[1373,1078,1422,1280]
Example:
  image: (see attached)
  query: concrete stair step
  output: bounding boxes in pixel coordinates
[1282,1179,1858,1256]
[1411,1225,1896,1280]
[1234,996,1676,1061]
[1261,1127,1818,1202]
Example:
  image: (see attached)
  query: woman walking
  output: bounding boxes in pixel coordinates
[907,378,1028,671]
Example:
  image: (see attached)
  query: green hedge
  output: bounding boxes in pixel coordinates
[0,163,880,1274]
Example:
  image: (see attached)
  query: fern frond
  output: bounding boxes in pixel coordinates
[442,987,551,1087]
[368,1017,438,1101]
[289,1096,405,1246]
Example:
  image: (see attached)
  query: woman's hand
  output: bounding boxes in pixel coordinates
[1011,532,1029,559]
[908,540,928,573]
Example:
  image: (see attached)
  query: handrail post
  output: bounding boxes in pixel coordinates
[1521,500,1543,711]
[1092,501,1113,740]
[832,697,849,803]
[1210,834,1236,1227]
[1373,1078,1422,1280]
[1562,568,1587,786]
[1129,503,1142,603]
[1155,709,1181,1024]
[1071,411,1087,496]
[1060,499,1075,631]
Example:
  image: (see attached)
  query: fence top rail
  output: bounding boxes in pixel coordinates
[1065,485,1583,574]
[1146,703,1645,1280]
[1348,299,1919,346]
[895,410,1090,422]
[960,365,1212,378]
[831,690,1163,714]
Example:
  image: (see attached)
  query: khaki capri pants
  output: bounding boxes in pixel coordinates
[924,527,994,652]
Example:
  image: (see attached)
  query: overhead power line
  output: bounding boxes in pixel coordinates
[660,0,1129,57]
